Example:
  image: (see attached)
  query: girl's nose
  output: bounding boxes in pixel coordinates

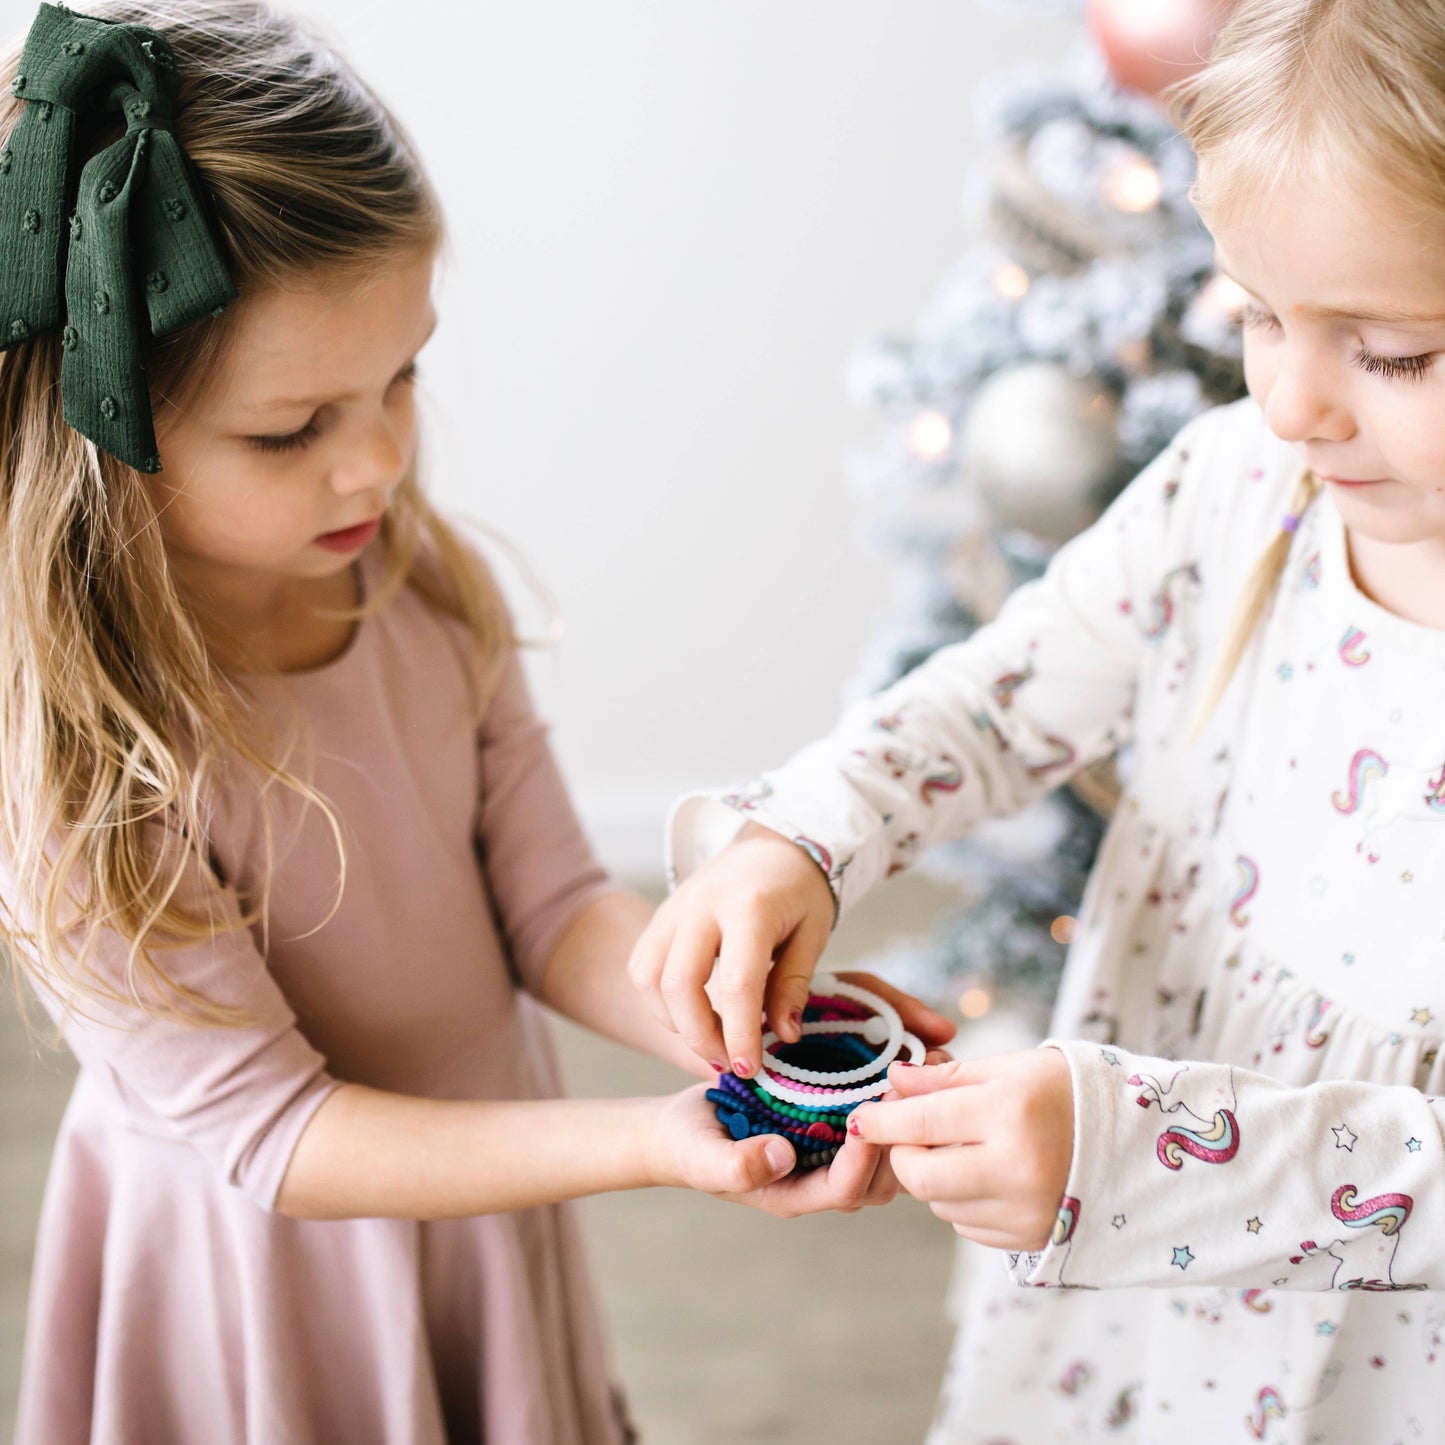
[1262,355,1354,446]
[330,409,408,496]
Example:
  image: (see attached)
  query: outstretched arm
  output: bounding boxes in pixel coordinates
[855,1042,1445,1294]
[633,416,1214,1077]
[274,1074,899,1221]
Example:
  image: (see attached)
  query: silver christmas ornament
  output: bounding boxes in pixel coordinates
[962,362,1120,543]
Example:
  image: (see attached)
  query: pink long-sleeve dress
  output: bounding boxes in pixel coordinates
[13,556,634,1445]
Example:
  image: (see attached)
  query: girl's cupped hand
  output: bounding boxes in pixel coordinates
[650,1082,901,1217]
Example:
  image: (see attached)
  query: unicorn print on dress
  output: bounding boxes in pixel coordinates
[721,778,773,812]
[1337,627,1372,666]
[1025,733,1077,781]
[1425,762,1445,813]
[1331,747,1445,863]
[991,662,1034,710]
[1287,1184,1424,1291]
[1303,995,1333,1050]
[1127,1064,1241,1171]
[921,756,965,804]
[1010,1195,1083,1288]
[1144,563,1202,642]
[1243,1367,1343,1440]
[792,836,853,896]
[1331,749,1387,817]
[1245,1385,1286,1441]
[1229,856,1259,927]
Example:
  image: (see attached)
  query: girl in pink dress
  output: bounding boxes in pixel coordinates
[0,4,950,1441]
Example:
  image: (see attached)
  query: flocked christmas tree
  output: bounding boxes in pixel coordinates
[854,0,1246,1026]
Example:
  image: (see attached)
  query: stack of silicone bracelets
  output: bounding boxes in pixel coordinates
[707,976,923,1172]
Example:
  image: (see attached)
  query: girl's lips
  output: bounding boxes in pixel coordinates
[1319,474,1386,489]
[314,518,381,553]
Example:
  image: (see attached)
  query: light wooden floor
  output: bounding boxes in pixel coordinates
[3,873,982,1444]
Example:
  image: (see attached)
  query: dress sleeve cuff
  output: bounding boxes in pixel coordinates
[666,783,891,923]
[1008,1038,1122,1288]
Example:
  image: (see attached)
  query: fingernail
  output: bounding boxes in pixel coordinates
[895,1061,917,1068]
[847,1116,861,1136]
[709,1061,727,1074]
[788,1008,803,1033]
[764,1140,792,1172]
[733,1059,752,1079]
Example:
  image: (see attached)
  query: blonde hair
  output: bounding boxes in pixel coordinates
[0,1,511,1024]
[1169,0,1445,727]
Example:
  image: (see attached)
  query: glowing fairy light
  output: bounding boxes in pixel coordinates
[993,262,1031,300]
[959,985,993,1020]
[1103,156,1162,213]
[1118,337,1151,373]
[1050,915,1077,945]
[909,410,954,460]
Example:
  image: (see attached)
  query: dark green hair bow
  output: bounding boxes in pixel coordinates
[0,3,236,473]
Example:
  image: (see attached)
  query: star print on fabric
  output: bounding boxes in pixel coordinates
[1246,1217,1262,1233]
[1406,1138,1422,1152]
[1371,1356,1386,1369]
[1171,1246,1194,1271]
[1342,953,1355,966]
[1402,872,1415,884]
[1277,663,1294,681]
[1101,1050,1119,1065]
[1412,1007,1434,1026]
[1112,1214,1127,1229]
[1316,1320,1337,1336]
[1273,1277,1289,1286]
[1333,1123,1358,1152]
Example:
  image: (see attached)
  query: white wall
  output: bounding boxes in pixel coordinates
[8,0,1082,875]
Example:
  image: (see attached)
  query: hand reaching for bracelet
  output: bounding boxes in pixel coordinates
[847,1049,1074,1252]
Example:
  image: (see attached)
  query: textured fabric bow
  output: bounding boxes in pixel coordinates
[0,3,236,472]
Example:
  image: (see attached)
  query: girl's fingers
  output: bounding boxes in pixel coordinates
[762,909,831,1044]
[837,971,957,1049]
[850,1081,988,1147]
[892,1145,1059,1251]
[822,1131,888,1209]
[659,920,729,1069]
[625,914,680,1034]
[713,916,780,1077]
[888,1141,987,1207]
[948,1222,1029,1250]
[884,1057,985,1096]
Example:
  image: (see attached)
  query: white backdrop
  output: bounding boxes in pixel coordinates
[5,0,1081,874]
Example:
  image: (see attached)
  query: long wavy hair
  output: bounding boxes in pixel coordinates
[0,1,511,1024]
[1168,0,1445,726]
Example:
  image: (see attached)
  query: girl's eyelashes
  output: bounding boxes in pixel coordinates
[243,362,420,455]
[248,415,321,454]
[1233,303,1437,383]
[1355,348,1437,383]
[1234,302,1278,331]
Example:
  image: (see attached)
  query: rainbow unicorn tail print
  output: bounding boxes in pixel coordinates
[1155,1108,1240,1170]
[1332,749,1388,816]
[1288,1185,1423,1290]
[1245,1386,1286,1440]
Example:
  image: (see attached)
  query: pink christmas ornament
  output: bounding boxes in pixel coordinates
[1087,0,1237,99]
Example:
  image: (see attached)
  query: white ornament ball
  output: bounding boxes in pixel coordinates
[962,363,1120,544]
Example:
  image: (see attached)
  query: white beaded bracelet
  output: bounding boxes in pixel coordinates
[753,1032,926,1109]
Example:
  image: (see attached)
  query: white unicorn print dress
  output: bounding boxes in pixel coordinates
[671,398,1445,1444]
